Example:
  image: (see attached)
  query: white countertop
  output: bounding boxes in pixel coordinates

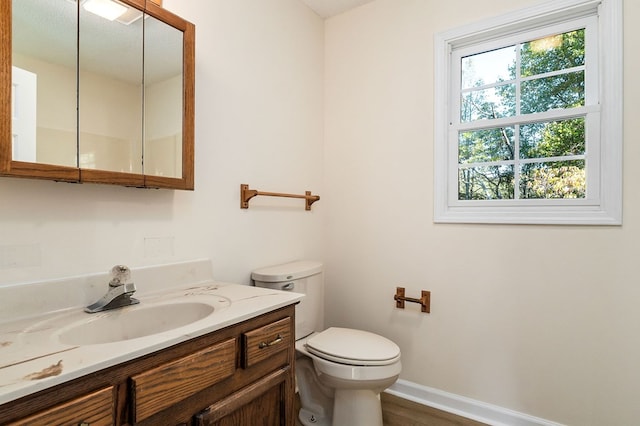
[0,262,303,406]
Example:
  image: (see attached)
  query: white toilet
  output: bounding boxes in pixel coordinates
[252,260,401,426]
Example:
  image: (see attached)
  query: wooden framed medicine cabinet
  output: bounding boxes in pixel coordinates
[0,0,194,190]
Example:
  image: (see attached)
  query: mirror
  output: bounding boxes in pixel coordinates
[79,0,144,175]
[1,0,194,189]
[144,13,184,179]
[11,0,77,169]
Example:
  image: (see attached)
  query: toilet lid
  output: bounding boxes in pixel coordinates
[305,327,401,366]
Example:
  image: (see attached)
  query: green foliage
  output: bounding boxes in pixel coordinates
[459,166,514,200]
[520,163,586,199]
[520,118,585,160]
[519,29,586,113]
[520,30,585,76]
[459,127,514,163]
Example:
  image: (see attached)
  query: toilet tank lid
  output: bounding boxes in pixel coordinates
[251,260,323,282]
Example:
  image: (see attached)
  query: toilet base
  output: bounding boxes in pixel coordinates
[297,356,333,426]
[332,389,383,426]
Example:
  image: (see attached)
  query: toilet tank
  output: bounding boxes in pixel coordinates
[251,260,324,340]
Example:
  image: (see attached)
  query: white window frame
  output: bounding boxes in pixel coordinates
[434,0,622,225]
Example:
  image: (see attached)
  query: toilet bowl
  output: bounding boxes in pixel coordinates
[296,328,401,426]
[251,261,401,426]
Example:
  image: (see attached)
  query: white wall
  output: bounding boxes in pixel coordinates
[324,0,640,424]
[0,0,324,286]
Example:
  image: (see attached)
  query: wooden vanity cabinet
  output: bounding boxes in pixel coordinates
[0,305,296,426]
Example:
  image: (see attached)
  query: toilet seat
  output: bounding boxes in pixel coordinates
[297,334,402,382]
[305,327,401,366]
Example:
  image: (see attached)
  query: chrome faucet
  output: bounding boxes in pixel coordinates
[85,265,139,313]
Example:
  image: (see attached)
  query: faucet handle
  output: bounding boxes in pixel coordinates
[109,265,131,287]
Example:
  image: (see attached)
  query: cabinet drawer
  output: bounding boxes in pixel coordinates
[131,337,236,423]
[7,386,113,426]
[242,317,292,368]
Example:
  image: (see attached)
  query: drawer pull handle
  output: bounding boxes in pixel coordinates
[259,334,283,349]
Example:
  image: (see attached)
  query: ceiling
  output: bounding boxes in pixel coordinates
[300,0,375,18]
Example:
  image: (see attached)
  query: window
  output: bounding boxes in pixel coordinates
[434,0,622,224]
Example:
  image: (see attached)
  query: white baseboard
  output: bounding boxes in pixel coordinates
[385,379,565,426]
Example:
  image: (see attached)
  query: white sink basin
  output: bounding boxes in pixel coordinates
[54,298,229,346]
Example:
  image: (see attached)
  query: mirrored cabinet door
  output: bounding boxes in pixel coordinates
[144,13,183,180]
[11,0,78,171]
[79,0,144,176]
[142,2,194,190]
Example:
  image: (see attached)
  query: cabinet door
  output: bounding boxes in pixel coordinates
[6,386,113,426]
[194,368,291,426]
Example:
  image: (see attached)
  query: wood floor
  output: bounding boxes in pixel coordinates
[381,393,488,426]
[295,392,488,426]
